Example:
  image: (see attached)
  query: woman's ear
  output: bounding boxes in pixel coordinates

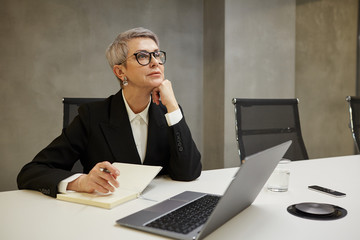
[113,65,124,79]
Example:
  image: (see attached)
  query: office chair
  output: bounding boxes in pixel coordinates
[63,98,106,129]
[63,97,106,172]
[346,96,360,153]
[232,98,309,163]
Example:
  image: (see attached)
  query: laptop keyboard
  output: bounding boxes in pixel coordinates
[145,194,221,235]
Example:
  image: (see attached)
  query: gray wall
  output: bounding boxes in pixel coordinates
[0,0,358,192]
[0,0,203,191]
[224,0,296,167]
[204,0,357,169]
[203,0,225,169]
[204,0,296,169]
[296,0,358,158]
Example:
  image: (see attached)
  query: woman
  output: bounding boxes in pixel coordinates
[17,27,202,197]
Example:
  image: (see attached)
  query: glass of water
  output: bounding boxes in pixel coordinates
[267,160,290,192]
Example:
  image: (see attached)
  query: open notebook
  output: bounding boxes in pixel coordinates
[56,163,162,209]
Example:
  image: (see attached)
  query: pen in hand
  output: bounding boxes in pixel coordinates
[99,167,120,191]
[100,168,111,174]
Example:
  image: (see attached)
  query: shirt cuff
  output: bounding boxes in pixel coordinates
[165,108,183,126]
[58,173,83,193]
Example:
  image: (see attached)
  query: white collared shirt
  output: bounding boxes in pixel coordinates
[58,92,183,193]
[122,92,150,164]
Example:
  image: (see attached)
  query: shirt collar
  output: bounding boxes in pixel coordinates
[122,91,150,125]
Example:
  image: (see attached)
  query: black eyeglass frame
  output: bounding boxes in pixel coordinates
[119,50,167,66]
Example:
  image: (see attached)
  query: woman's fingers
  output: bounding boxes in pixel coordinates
[152,88,160,105]
[90,175,116,193]
[76,161,120,193]
[152,80,179,112]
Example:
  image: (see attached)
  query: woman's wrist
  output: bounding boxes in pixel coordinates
[166,103,179,113]
[67,175,84,191]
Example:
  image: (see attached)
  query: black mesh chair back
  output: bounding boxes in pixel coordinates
[232,98,309,162]
[62,97,106,172]
[346,96,360,153]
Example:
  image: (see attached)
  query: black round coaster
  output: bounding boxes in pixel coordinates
[287,202,347,220]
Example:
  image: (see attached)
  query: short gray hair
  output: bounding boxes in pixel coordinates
[105,27,160,69]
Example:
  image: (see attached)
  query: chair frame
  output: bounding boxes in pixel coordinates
[346,96,360,153]
[62,97,106,128]
[232,98,309,163]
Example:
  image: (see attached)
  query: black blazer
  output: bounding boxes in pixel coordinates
[17,90,202,197]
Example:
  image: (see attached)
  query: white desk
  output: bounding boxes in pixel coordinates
[1,155,360,240]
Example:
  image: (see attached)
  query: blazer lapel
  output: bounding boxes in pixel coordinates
[143,102,168,164]
[100,90,141,164]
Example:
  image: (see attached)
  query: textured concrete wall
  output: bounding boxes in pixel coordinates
[296,0,357,158]
[203,0,225,169]
[0,0,203,191]
[1,0,358,192]
[224,0,296,167]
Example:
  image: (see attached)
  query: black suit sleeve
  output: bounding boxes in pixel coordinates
[166,112,202,181]
[17,107,91,198]
[16,132,81,197]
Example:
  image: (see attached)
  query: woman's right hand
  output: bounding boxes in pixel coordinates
[67,161,120,193]
[152,79,179,113]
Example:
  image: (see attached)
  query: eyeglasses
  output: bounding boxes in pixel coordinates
[120,51,166,66]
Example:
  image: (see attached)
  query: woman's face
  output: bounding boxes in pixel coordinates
[121,37,165,92]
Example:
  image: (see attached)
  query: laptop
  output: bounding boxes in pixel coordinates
[116,140,292,240]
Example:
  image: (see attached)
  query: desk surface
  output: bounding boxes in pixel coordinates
[1,155,360,240]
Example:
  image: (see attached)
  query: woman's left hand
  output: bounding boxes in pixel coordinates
[152,79,179,113]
